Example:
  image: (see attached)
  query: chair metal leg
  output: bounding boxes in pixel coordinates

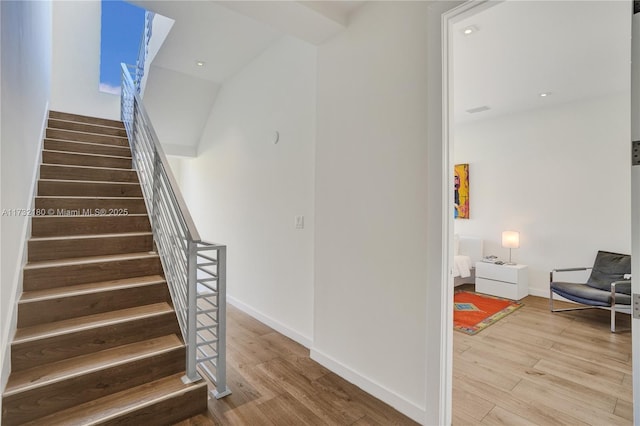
[611,307,616,333]
[611,284,616,333]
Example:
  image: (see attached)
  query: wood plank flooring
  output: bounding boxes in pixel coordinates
[453,285,632,425]
[196,289,632,425]
[198,305,417,425]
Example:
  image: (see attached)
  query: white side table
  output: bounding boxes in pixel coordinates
[475,262,528,300]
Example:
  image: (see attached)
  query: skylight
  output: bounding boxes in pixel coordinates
[99,0,146,95]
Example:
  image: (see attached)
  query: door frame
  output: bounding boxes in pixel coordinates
[426,1,497,423]
[631,6,639,424]
[431,1,638,424]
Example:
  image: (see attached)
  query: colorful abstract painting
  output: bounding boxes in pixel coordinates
[454,163,469,219]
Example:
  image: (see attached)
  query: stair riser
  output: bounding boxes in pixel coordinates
[100,384,208,426]
[49,111,125,129]
[43,151,132,169]
[38,180,142,197]
[35,198,148,215]
[48,118,128,137]
[32,216,151,238]
[29,234,154,261]
[4,347,185,424]
[40,165,138,183]
[44,139,131,158]
[23,256,161,291]
[46,128,129,147]
[18,283,169,328]
[11,311,180,372]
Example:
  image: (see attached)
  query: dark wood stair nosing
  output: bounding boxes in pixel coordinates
[12,302,174,345]
[44,138,132,157]
[40,163,138,173]
[3,336,184,397]
[21,373,207,426]
[29,231,153,243]
[42,149,133,161]
[46,128,128,140]
[49,111,125,129]
[48,118,128,136]
[19,274,165,303]
[3,339,185,424]
[23,251,158,271]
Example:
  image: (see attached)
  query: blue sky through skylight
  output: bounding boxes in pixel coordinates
[100,0,146,94]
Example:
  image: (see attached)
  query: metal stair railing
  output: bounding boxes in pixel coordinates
[120,63,231,399]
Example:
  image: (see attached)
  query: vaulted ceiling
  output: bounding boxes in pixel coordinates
[129,1,631,154]
[129,1,364,156]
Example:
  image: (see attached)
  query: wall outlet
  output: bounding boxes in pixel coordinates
[295,215,304,229]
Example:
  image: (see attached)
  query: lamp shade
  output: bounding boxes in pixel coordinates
[502,231,520,249]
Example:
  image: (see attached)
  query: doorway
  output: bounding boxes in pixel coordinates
[434,0,635,423]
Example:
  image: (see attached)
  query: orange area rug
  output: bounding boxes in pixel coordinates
[454,291,523,335]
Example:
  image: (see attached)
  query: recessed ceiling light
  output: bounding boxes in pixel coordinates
[196,61,205,67]
[539,92,552,97]
[462,25,479,36]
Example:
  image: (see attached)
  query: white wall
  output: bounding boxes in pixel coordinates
[313,2,429,421]
[1,0,52,392]
[50,0,120,120]
[140,13,174,96]
[179,36,316,345]
[143,65,218,157]
[454,93,631,296]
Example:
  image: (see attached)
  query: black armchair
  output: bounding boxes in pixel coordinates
[549,250,631,332]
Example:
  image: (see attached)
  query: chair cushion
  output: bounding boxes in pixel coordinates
[551,281,631,306]
[586,250,631,291]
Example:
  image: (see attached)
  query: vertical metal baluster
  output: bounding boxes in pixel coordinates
[152,151,160,232]
[214,245,231,398]
[183,240,200,383]
[120,63,229,397]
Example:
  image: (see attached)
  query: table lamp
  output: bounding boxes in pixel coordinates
[502,231,519,265]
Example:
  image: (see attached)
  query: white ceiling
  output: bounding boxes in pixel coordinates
[129,1,364,154]
[131,0,632,152]
[453,1,631,123]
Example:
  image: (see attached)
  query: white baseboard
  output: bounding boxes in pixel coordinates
[310,348,426,425]
[527,287,550,298]
[1,102,49,392]
[226,295,313,349]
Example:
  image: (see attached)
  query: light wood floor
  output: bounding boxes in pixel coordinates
[453,285,632,425]
[199,304,417,425]
[194,291,632,425]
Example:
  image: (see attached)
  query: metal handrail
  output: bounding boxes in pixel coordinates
[120,63,230,399]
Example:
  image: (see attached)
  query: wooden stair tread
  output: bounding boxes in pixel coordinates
[20,275,165,302]
[22,373,206,426]
[45,127,128,141]
[45,137,131,152]
[37,195,144,200]
[40,163,137,173]
[42,149,133,161]
[4,334,182,396]
[48,118,128,137]
[13,302,174,344]
[48,118,126,132]
[24,251,157,270]
[39,178,140,186]
[49,111,125,129]
[29,231,152,242]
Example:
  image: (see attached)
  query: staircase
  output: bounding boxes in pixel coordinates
[1,111,210,425]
